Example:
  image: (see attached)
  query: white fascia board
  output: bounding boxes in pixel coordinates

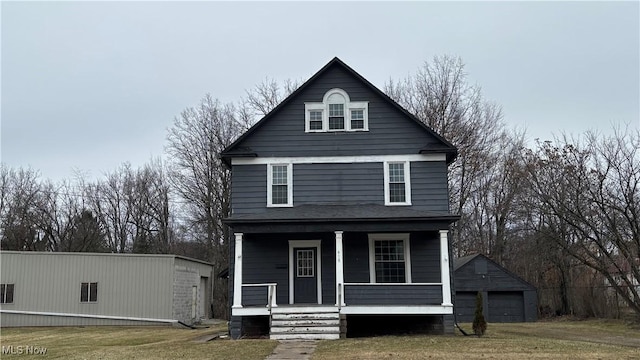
[232,154,445,165]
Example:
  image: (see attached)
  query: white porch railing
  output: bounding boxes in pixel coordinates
[241,283,278,311]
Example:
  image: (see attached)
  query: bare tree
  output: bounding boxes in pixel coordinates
[166,94,245,318]
[243,77,302,118]
[524,128,640,317]
[385,55,506,254]
[0,165,46,250]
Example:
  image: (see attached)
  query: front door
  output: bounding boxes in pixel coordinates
[293,247,318,303]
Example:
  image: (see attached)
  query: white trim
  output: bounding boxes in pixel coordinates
[384,161,412,206]
[340,305,453,315]
[232,233,243,308]
[0,309,178,324]
[368,233,412,284]
[288,240,322,305]
[335,231,345,307]
[267,163,293,207]
[304,88,369,133]
[439,230,453,306]
[232,307,270,316]
[232,154,445,166]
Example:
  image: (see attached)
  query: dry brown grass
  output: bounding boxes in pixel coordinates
[1,319,638,359]
[0,324,277,359]
[312,319,640,360]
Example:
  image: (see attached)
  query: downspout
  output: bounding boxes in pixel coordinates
[448,235,471,336]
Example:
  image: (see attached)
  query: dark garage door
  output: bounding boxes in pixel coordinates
[454,291,477,322]
[488,291,524,322]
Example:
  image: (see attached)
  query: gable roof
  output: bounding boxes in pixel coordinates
[453,254,480,271]
[220,57,458,166]
[454,253,536,289]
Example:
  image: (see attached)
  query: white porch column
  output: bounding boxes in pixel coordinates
[439,230,453,306]
[232,233,244,308]
[335,231,345,306]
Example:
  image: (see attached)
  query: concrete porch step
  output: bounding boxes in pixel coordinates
[271,326,340,334]
[271,319,340,327]
[270,307,342,340]
[272,312,340,320]
[270,333,340,340]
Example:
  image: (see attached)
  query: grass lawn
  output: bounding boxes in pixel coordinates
[1,319,638,359]
[0,323,277,360]
[313,319,640,360]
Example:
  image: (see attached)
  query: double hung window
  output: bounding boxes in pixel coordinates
[384,161,411,205]
[268,164,293,207]
[368,234,411,283]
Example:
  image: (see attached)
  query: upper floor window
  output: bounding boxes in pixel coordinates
[305,88,369,133]
[384,161,411,206]
[1,284,14,304]
[267,163,293,207]
[328,104,345,130]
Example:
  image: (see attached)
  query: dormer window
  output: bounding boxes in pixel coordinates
[305,88,369,133]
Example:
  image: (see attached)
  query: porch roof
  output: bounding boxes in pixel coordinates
[224,204,459,233]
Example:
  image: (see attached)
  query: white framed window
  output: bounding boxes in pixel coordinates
[267,163,293,207]
[304,88,369,132]
[368,233,412,283]
[80,282,98,303]
[350,109,365,130]
[309,110,323,131]
[384,161,411,205]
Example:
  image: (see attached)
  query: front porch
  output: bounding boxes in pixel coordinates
[229,229,454,339]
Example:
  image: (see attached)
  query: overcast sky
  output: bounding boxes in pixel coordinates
[2,1,638,182]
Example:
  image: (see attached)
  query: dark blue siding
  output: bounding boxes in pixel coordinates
[234,65,443,157]
[321,236,336,304]
[410,232,441,283]
[242,286,268,306]
[231,162,449,214]
[231,164,266,215]
[295,163,383,205]
[410,162,449,212]
[343,233,370,283]
[241,233,337,306]
[243,235,289,305]
[455,257,535,292]
[454,256,538,322]
[344,284,442,305]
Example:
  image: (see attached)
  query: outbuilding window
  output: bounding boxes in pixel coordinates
[304,88,369,132]
[1,284,14,304]
[81,282,98,303]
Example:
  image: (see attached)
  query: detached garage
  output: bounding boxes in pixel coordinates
[454,254,537,322]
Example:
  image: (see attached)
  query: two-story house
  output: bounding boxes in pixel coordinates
[221,57,459,340]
